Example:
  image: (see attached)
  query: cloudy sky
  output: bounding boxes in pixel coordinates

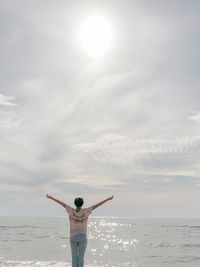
[1,0,200,217]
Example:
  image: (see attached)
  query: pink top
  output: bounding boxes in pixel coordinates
[66,205,93,236]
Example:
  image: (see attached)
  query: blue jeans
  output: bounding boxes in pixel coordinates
[70,233,87,267]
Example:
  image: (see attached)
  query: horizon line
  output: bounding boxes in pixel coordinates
[1,215,200,219]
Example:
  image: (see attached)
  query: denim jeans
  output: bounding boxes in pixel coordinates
[70,233,87,267]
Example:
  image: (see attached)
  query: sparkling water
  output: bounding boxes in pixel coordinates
[0,216,200,267]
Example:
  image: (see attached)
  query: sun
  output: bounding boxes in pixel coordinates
[79,15,113,58]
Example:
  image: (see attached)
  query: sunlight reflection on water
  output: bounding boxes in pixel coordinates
[87,218,139,266]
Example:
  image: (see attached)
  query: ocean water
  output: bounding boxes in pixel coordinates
[0,217,200,267]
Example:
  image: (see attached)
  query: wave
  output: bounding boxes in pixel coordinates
[0,225,38,229]
[181,243,200,248]
[0,261,135,267]
[0,261,70,267]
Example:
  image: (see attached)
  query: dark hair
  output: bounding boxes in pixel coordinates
[74,197,84,208]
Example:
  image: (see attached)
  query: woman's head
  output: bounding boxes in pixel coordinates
[74,197,84,208]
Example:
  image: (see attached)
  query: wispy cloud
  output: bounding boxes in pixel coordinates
[75,133,200,173]
[0,111,19,129]
[0,94,17,106]
[188,111,200,122]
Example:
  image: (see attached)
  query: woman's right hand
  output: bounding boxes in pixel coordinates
[108,195,114,201]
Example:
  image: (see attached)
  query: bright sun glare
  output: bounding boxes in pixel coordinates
[80,15,113,58]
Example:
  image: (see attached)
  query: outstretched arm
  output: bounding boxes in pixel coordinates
[91,196,114,210]
[46,194,67,208]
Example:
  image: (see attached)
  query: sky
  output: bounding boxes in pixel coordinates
[0,0,200,217]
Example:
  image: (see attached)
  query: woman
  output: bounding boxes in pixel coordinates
[46,194,114,267]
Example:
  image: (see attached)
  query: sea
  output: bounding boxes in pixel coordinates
[0,216,200,267]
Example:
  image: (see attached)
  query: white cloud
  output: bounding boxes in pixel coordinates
[0,111,22,132]
[0,94,17,106]
[0,94,19,132]
[188,111,200,122]
[55,176,124,189]
[75,133,200,173]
